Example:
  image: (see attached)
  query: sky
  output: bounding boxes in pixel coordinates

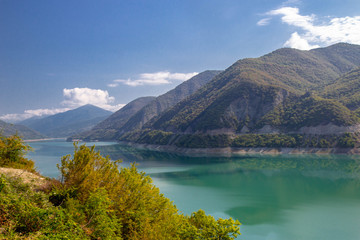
[1,0,360,122]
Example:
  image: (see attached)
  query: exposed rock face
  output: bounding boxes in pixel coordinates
[223,88,291,132]
[256,125,281,134]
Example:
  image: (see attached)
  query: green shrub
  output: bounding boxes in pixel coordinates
[0,134,35,171]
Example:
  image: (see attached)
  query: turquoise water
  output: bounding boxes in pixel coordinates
[27,140,360,240]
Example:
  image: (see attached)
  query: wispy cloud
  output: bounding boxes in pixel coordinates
[0,88,124,123]
[108,71,198,87]
[258,7,360,50]
[0,108,70,123]
[257,18,271,26]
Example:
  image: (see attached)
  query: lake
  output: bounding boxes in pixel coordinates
[27,139,360,240]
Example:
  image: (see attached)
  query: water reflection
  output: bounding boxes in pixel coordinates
[100,144,360,238]
[28,141,360,240]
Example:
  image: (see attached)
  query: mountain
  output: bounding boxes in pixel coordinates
[20,104,112,138]
[70,70,222,141]
[117,70,222,134]
[0,120,44,140]
[119,43,360,149]
[68,97,156,141]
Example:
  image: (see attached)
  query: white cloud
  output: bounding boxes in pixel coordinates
[284,32,319,50]
[62,88,124,111]
[0,87,124,123]
[257,18,271,26]
[261,7,360,50]
[280,0,302,7]
[0,108,70,123]
[110,71,199,87]
[107,83,119,88]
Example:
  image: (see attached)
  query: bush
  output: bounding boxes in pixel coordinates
[0,139,241,239]
[0,134,35,171]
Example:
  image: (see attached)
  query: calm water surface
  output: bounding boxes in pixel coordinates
[27,140,360,240]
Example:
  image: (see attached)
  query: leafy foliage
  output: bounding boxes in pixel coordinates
[0,138,241,239]
[0,134,35,171]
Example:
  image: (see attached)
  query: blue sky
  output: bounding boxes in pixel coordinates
[1,0,360,122]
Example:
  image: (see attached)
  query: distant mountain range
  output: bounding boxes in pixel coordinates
[68,43,360,150]
[19,104,112,138]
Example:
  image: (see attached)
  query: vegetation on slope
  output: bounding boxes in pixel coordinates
[323,67,360,110]
[120,129,359,149]
[257,93,359,131]
[0,134,35,171]
[0,134,241,239]
[144,44,360,136]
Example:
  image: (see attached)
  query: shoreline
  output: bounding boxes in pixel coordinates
[24,138,66,142]
[118,141,360,157]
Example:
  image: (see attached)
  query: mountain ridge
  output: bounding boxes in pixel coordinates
[21,104,112,138]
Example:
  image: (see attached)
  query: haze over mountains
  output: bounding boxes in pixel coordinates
[18,104,112,138]
[68,43,360,149]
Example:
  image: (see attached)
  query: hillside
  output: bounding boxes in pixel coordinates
[0,120,44,140]
[119,43,360,148]
[68,97,156,141]
[21,104,112,138]
[72,70,221,141]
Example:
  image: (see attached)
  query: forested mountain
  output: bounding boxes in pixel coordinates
[21,105,112,138]
[141,43,360,133]
[70,70,221,141]
[0,120,44,140]
[118,43,360,149]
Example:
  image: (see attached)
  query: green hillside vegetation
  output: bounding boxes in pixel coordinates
[0,134,241,239]
[120,129,358,149]
[323,67,360,110]
[146,44,360,134]
[0,134,35,171]
[116,43,360,149]
[257,93,359,131]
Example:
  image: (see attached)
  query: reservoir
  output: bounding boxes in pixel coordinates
[27,139,360,240]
